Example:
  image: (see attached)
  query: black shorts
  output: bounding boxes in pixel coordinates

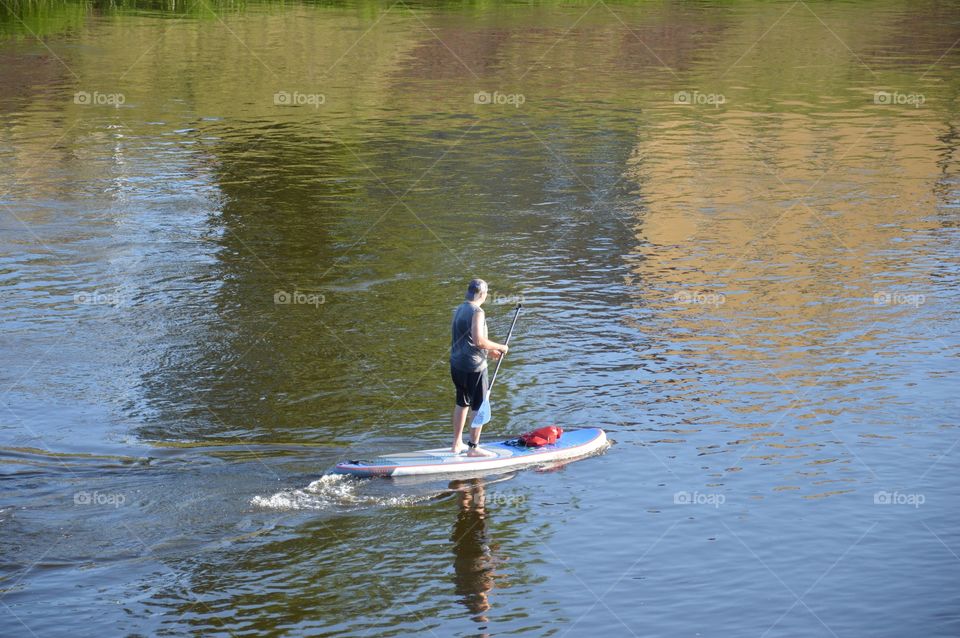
[451,365,488,411]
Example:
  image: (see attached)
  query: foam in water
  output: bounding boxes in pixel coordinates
[250,473,435,511]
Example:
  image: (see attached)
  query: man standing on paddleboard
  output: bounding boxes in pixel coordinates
[450,278,509,455]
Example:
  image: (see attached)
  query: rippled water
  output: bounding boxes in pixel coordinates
[2,0,959,635]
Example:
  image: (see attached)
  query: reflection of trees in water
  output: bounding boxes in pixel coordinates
[934,121,960,228]
[135,123,363,442]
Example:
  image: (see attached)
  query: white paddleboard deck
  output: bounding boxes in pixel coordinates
[332,428,607,477]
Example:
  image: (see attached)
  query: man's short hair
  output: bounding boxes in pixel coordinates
[466,278,488,300]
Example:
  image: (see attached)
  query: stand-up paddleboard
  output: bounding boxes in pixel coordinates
[332,427,607,477]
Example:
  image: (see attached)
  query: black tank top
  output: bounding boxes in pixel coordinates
[450,301,487,372]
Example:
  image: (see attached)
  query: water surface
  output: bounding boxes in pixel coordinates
[1,0,959,635]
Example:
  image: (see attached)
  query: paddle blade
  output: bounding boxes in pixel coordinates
[472,395,491,427]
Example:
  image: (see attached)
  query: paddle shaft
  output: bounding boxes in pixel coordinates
[487,303,522,395]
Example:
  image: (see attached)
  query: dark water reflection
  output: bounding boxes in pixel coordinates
[1,0,959,635]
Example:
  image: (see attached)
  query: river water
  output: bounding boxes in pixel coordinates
[1,0,959,635]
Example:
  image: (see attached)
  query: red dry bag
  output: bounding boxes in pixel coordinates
[518,425,563,447]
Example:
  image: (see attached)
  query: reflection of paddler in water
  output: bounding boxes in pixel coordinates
[450,478,498,628]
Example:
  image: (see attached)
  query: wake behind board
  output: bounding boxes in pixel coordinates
[332,427,607,477]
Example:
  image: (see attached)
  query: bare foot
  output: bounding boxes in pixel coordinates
[452,443,467,454]
[467,446,497,458]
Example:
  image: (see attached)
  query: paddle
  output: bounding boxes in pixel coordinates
[471,303,522,428]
